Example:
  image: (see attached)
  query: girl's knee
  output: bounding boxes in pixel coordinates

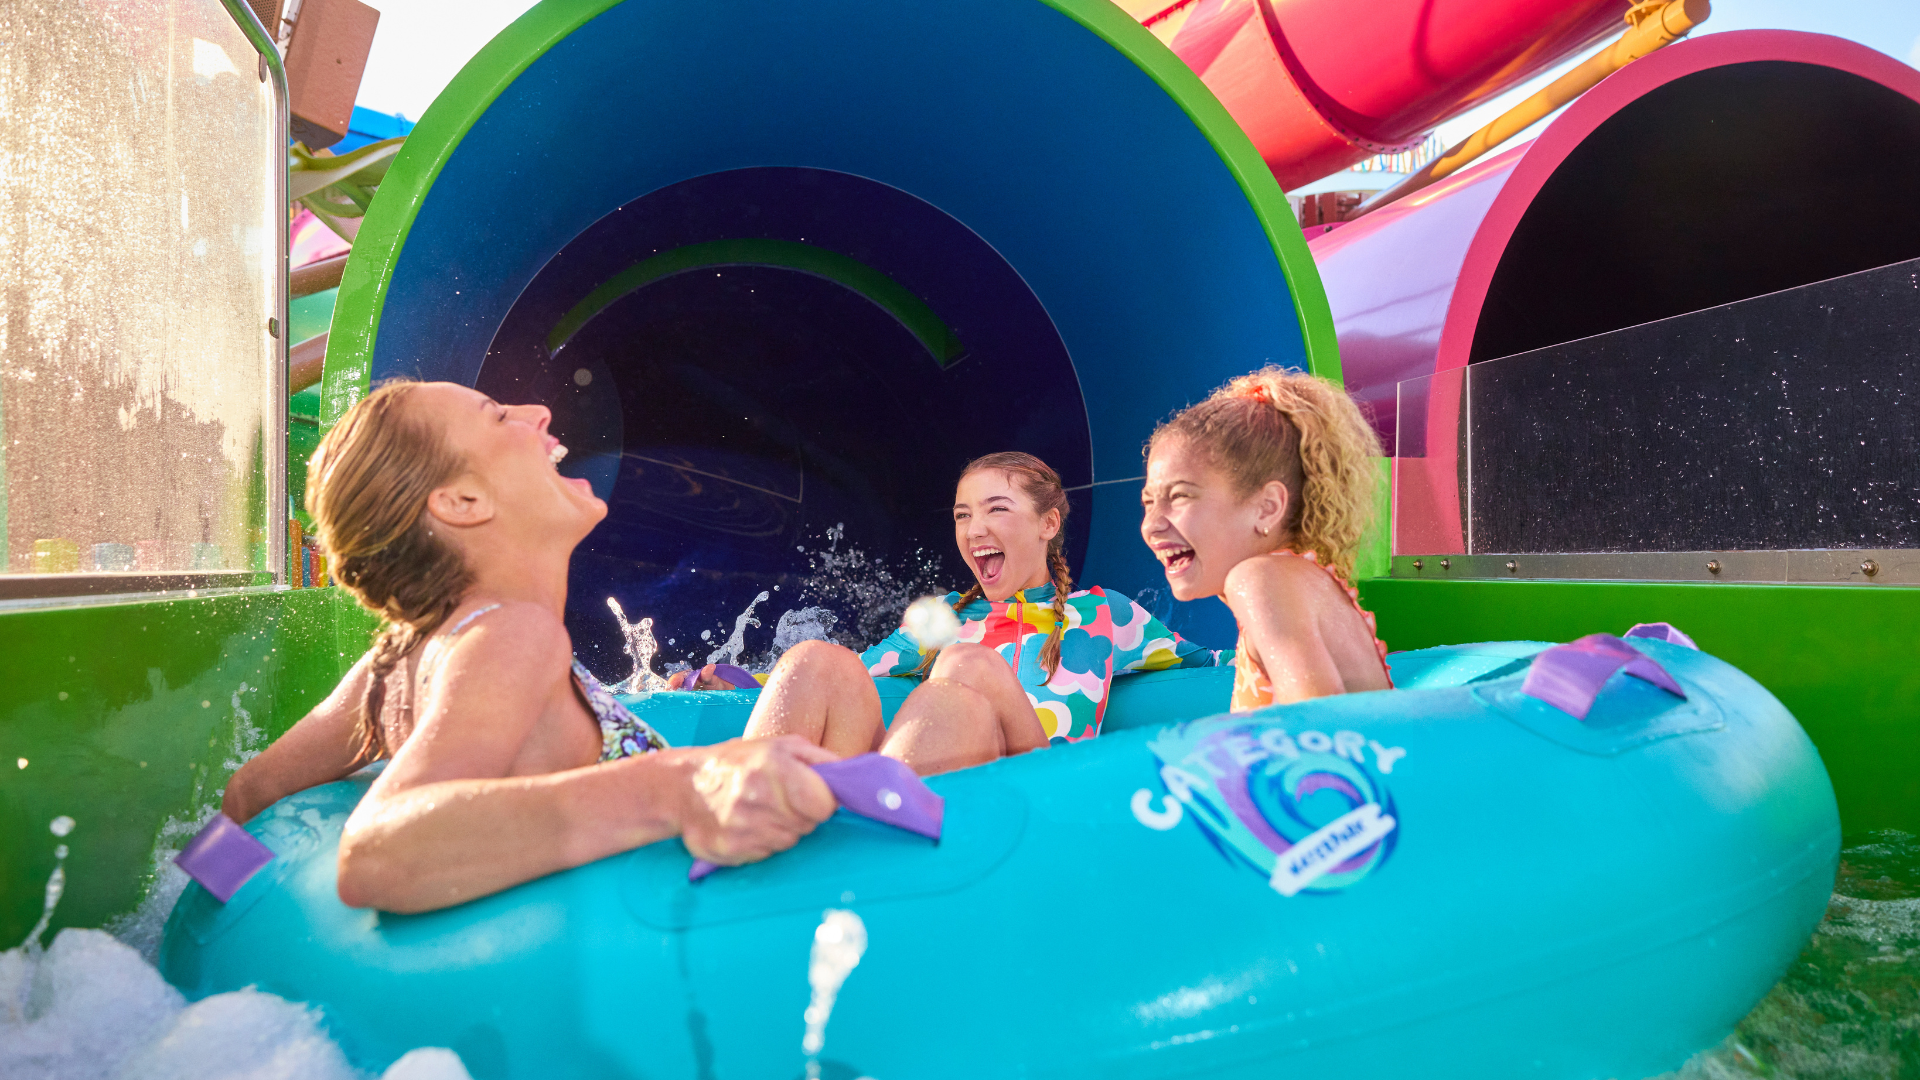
[930,642,1010,685]
[776,639,863,676]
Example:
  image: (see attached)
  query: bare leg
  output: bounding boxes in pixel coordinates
[882,643,1049,775]
[743,641,884,756]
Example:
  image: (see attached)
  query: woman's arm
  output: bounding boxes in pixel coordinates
[334,737,839,912]
[222,650,376,823]
[336,604,838,912]
[1221,557,1346,703]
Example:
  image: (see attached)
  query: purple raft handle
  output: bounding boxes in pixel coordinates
[689,753,944,882]
[1520,633,1687,721]
[174,813,274,903]
[1624,622,1698,650]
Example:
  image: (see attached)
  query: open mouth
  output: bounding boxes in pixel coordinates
[1158,547,1195,575]
[972,546,1005,583]
[549,442,569,466]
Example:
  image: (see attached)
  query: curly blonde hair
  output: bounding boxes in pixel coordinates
[1149,366,1382,579]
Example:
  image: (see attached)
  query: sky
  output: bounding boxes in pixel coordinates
[1431,0,1920,154]
[354,0,1920,150]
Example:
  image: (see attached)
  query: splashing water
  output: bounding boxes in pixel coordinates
[789,524,948,651]
[2,822,473,1080]
[901,595,962,652]
[606,597,671,694]
[771,606,838,662]
[802,909,869,1080]
[1651,829,1920,1079]
[109,681,269,961]
[708,590,771,666]
[18,817,73,952]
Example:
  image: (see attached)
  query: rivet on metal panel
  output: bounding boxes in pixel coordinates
[1707,559,1722,575]
[268,317,280,339]
[1412,559,1423,570]
[1505,560,1517,574]
[1862,560,1879,578]
[1440,558,1452,570]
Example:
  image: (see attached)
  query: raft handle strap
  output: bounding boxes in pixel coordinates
[176,813,275,903]
[1521,633,1686,721]
[689,752,944,882]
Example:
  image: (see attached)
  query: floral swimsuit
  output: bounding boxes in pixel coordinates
[1229,551,1392,713]
[861,584,1225,742]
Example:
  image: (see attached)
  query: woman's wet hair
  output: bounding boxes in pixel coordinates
[933,451,1073,679]
[306,379,472,763]
[1149,366,1382,580]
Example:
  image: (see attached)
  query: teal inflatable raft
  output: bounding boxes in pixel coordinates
[158,636,1839,1079]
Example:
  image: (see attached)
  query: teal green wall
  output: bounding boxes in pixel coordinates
[0,588,376,944]
[1360,578,1920,834]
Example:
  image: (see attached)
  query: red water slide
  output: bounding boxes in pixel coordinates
[1129,0,1628,188]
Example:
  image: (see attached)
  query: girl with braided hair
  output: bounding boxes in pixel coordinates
[1141,366,1392,711]
[221,380,837,912]
[746,452,1223,776]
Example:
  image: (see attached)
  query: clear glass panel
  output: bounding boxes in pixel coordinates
[1392,366,1466,555]
[1393,255,1920,559]
[0,0,281,600]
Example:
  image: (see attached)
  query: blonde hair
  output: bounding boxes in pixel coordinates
[306,380,472,763]
[1150,366,1381,579]
[929,451,1073,680]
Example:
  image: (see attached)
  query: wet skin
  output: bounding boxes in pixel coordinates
[224,382,837,913]
[1141,435,1389,704]
[745,468,1053,775]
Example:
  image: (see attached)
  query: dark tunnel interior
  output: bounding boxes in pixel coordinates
[1472,61,1920,364]
[477,168,1092,677]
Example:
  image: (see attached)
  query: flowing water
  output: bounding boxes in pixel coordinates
[1654,829,1919,1079]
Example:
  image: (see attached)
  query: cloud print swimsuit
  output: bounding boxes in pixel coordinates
[861,584,1226,743]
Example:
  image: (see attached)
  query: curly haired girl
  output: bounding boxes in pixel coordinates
[1141,366,1391,710]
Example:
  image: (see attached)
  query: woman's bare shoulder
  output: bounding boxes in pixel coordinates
[434,600,571,670]
[1223,551,1326,596]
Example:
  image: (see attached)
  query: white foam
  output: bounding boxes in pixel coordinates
[0,930,472,1080]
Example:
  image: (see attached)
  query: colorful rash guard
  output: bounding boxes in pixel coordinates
[859,584,1226,743]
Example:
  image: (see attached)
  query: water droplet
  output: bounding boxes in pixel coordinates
[49,816,74,837]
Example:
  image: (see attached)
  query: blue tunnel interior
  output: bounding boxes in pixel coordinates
[478,167,1091,656]
[353,0,1325,674]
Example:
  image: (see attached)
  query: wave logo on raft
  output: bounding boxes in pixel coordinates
[1132,719,1405,897]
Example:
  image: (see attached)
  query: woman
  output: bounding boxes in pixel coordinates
[744,452,1223,775]
[223,380,836,913]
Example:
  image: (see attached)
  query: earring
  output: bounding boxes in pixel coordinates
[1257,526,1269,537]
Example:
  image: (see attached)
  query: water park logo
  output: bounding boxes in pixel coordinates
[1132,720,1404,897]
